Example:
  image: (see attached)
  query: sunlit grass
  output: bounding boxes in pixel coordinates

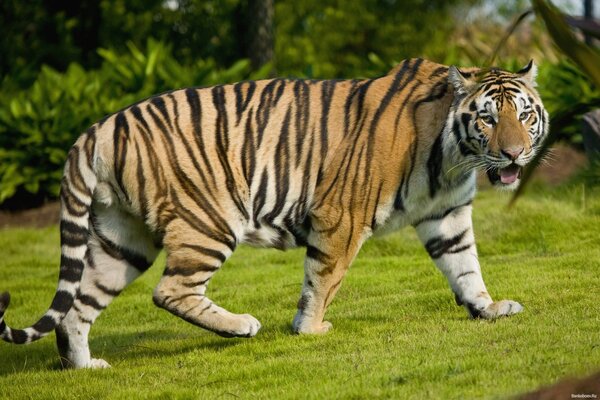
[0,187,599,399]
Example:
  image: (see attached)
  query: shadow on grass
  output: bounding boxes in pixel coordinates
[0,328,242,376]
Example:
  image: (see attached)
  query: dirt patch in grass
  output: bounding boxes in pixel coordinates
[519,370,600,400]
[0,201,60,229]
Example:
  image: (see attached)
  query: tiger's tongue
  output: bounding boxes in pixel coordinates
[499,165,520,184]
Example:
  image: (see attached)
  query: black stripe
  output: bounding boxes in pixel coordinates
[59,255,85,282]
[370,183,384,228]
[131,113,169,211]
[60,220,88,247]
[447,243,474,254]
[33,315,56,333]
[256,79,285,146]
[306,245,330,264]
[457,270,476,279]
[60,180,88,217]
[427,131,444,198]
[319,80,337,161]
[93,228,151,272]
[50,290,74,313]
[295,135,315,222]
[91,214,151,271]
[452,119,475,156]
[234,81,257,125]
[252,170,269,228]
[182,279,211,288]
[55,326,70,363]
[11,329,28,344]
[466,303,482,318]
[66,146,91,197]
[429,66,448,78]
[293,80,310,168]
[241,108,256,185]
[393,188,405,211]
[424,229,469,259]
[165,292,206,307]
[344,80,374,139]
[150,96,173,130]
[84,127,97,171]
[180,243,226,263]
[131,105,151,223]
[77,294,105,310]
[94,281,121,297]
[134,141,149,222]
[212,85,229,151]
[113,111,130,201]
[184,88,218,189]
[164,264,220,277]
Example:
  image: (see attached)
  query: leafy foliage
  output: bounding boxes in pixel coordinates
[0,40,269,207]
[510,1,600,204]
[538,59,600,144]
[274,0,480,78]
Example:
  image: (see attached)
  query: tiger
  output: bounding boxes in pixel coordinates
[0,58,548,369]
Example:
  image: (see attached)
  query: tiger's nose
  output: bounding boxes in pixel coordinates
[501,146,524,161]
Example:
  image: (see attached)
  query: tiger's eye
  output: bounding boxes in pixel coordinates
[480,115,495,126]
[519,111,531,122]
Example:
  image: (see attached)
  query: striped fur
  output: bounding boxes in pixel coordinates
[0,58,548,368]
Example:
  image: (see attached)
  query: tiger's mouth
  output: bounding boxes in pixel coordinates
[486,164,522,186]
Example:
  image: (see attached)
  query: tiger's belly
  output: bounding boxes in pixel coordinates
[242,223,301,250]
[240,200,310,250]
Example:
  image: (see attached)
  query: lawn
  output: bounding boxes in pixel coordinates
[0,186,599,399]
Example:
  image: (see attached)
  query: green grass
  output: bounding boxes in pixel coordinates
[0,187,599,399]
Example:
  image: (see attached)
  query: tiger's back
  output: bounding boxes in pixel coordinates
[94,59,455,249]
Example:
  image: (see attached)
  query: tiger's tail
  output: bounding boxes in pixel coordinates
[0,129,98,344]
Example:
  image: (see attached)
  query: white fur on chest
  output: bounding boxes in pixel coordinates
[374,173,476,236]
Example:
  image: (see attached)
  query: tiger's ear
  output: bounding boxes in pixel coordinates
[517,60,538,87]
[448,66,477,95]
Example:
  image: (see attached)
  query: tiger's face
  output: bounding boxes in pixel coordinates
[448,61,549,190]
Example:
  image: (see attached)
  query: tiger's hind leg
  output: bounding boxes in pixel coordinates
[56,202,160,369]
[152,219,261,338]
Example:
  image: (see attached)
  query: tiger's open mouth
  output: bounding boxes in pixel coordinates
[486,164,522,186]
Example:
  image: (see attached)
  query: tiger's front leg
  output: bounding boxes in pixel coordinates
[415,203,523,319]
[292,214,367,334]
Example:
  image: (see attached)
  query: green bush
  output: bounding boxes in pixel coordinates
[537,59,600,146]
[0,39,270,207]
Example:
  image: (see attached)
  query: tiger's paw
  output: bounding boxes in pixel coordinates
[233,313,262,337]
[214,313,262,338]
[292,313,333,334]
[88,358,111,369]
[476,300,524,319]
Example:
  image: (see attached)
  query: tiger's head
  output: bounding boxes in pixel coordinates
[447,61,549,190]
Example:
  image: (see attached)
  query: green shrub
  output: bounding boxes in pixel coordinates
[0,39,270,207]
[538,59,600,146]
